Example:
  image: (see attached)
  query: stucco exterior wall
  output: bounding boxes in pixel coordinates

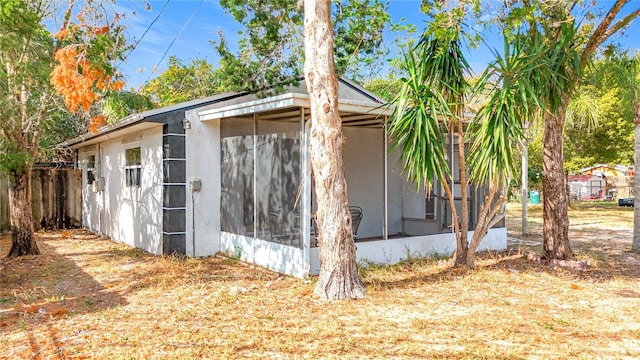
[79,127,164,255]
[342,126,405,238]
[79,146,101,234]
[309,227,508,274]
[184,108,221,257]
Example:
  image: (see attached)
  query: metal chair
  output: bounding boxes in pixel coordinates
[349,206,363,239]
[269,209,290,245]
[310,206,363,245]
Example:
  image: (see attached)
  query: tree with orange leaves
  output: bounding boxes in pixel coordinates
[0,0,128,257]
[50,1,127,134]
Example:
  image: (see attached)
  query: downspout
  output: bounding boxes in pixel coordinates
[450,130,454,234]
[300,107,311,275]
[521,122,530,235]
[383,117,388,240]
[191,191,196,256]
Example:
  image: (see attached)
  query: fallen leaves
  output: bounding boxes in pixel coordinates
[0,204,639,359]
[13,302,69,316]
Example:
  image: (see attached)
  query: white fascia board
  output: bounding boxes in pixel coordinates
[61,113,143,148]
[199,93,308,121]
[198,92,394,121]
[337,100,394,117]
[64,121,163,149]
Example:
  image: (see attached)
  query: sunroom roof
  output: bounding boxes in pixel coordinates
[198,92,393,128]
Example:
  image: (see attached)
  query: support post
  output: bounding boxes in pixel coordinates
[522,123,530,235]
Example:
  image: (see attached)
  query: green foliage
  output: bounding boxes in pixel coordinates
[0,0,53,173]
[387,24,465,190]
[420,0,482,48]
[39,111,81,153]
[144,56,224,106]
[214,0,393,92]
[0,141,31,175]
[388,5,531,190]
[565,87,600,131]
[332,1,391,79]
[363,75,403,102]
[467,32,549,184]
[101,91,154,122]
[1,0,130,175]
[562,50,638,171]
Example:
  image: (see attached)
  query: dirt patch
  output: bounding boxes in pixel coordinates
[1,203,640,359]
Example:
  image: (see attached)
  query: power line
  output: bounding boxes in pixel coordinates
[144,0,204,86]
[116,0,171,74]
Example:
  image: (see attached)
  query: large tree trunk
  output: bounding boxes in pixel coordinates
[632,96,640,251]
[303,0,365,300]
[537,0,638,259]
[542,95,572,260]
[7,170,39,257]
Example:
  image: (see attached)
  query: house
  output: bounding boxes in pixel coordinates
[576,164,635,199]
[578,164,634,177]
[568,175,607,200]
[62,79,506,278]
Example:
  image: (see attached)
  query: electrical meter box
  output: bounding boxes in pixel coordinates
[190,178,202,192]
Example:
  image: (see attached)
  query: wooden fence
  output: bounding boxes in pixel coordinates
[0,167,82,232]
[0,177,8,231]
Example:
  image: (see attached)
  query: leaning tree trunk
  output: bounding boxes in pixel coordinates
[7,170,39,257]
[542,95,572,260]
[632,96,640,251]
[466,179,507,268]
[452,122,470,267]
[303,0,365,300]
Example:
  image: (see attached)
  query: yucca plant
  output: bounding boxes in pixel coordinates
[388,16,573,267]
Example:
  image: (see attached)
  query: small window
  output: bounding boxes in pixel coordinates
[426,194,436,220]
[125,147,141,187]
[87,155,96,185]
[425,180,439,221]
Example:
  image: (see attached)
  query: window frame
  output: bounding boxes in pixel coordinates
[125,147,142,187]
[86,155,96,185]
[425,181,439,222]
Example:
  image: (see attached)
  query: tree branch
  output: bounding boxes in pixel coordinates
[580,0,632,66]
[487,199,508,230]
[602,7,640,43]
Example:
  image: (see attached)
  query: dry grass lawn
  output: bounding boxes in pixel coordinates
[1,202,640,359]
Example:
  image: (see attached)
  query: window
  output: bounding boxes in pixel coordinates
[125,147,141,187]
[442,141,476,229]
[86,155,96,185]
[220,118,303,248]
[426,194,437,220]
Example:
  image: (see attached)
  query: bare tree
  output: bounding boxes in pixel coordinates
[303,0,365,300]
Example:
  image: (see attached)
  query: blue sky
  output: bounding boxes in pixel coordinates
[113,0,640,91]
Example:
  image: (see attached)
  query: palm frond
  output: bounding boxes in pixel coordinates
[388,23,471,191]
[566,89,599,130]
[388,49,450,190]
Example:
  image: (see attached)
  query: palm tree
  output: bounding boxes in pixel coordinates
[561,49,639,249]
[602,51,640,250]
[389,22,470,267]
[517,0,639,261]
[389,21,540,268]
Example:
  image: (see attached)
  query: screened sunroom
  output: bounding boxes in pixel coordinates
[185,79,506,278]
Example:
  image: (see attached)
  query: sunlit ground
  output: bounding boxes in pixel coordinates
[1,203,639,359]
